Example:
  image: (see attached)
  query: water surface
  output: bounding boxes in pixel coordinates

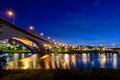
[3,53,120,69]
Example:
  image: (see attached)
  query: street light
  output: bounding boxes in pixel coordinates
[58,43,61,46]
[53,39,55,42]
[7,10,15,24]
[40,33,44,36]
[29,26,34,34]
[29,26,34,30]
[54,42,57,45]
[7,11,13,16]
[48,36,50,40]
[62,43,65,46]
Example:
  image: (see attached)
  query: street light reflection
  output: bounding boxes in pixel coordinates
[100,54,106,68]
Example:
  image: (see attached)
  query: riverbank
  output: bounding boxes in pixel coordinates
[0,50,31,53]
[0,49,118,54]
[50,50,119,54]
[1,68,120,80]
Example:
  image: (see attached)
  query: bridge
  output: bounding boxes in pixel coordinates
[0,18,53,53]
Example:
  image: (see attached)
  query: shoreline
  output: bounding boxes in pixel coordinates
[50,50,119,54]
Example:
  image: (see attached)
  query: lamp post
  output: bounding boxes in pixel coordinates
[29,26,34,34]
[7,10,15,24]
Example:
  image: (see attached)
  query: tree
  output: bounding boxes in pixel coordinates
[52,46,59,52]
[0,43,5,50]
[0,56,7,69]
[98,46,104,51]
[60,46,65,51]
[87,46,94,49]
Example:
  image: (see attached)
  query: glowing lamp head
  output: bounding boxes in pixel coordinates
[40,33,43,36]
[7,11,14,16]
[48,37,50,39]
[102,48,106,51]
[62,44,65,46]
[53,39,55,42]
[58,43,61,45]
[29,26,34,30]
[54,42,57,45]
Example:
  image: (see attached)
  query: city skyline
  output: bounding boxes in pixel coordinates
[1,0,120,46]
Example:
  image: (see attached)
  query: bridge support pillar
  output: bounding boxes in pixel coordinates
[13,54,19,69]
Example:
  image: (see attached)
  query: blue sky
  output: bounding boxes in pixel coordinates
[1,0,120,46]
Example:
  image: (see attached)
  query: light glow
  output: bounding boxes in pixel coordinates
[40,33,43,36]
[7,11,14,16]
[29,26,34,30]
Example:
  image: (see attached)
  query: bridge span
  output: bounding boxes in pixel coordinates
[0,18,53,53]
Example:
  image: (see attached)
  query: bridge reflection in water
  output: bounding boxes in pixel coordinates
[5,53,120,69]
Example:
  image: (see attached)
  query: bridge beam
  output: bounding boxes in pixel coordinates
[0,18,50,53]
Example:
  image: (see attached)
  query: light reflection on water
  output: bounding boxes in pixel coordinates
[4,53,120,69]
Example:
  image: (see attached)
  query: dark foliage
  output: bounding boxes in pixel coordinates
[1,68,120,80]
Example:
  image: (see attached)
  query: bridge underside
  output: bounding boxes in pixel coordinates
[0,18,52,53]
[12,37,47,53]
[5,37,46,53]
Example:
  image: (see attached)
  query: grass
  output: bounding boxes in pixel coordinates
[1,50,31,53]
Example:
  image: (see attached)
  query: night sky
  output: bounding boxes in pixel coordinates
[0,0,120,46]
